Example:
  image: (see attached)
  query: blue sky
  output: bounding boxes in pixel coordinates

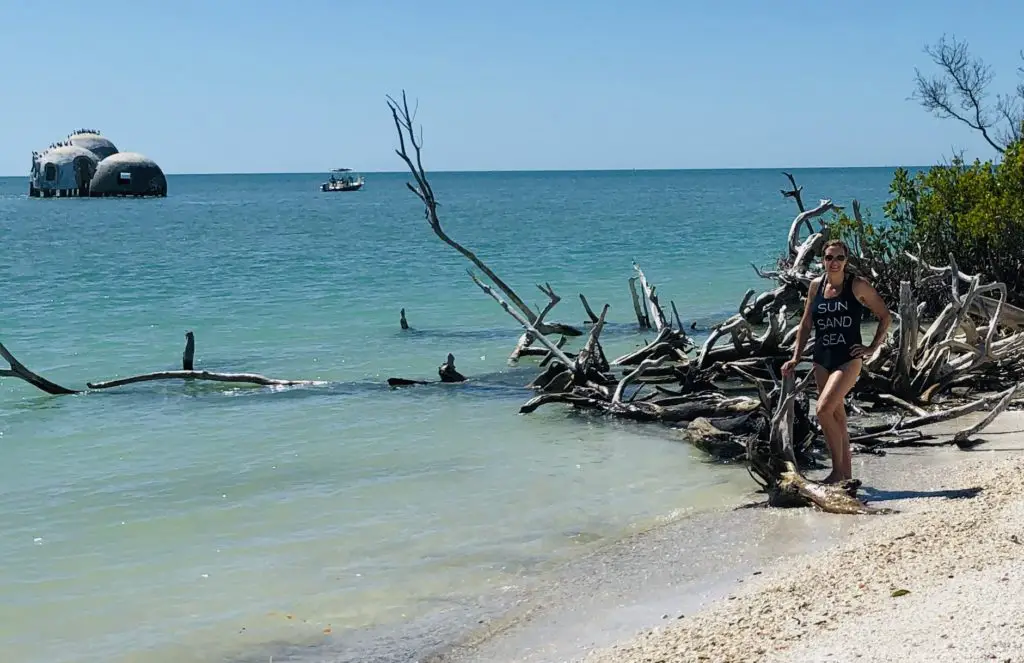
[2,0,1022,174]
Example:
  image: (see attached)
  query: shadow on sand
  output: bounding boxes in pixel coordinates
[860,485,983,503]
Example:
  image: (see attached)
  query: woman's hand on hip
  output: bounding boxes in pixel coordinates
[850,344,874,358]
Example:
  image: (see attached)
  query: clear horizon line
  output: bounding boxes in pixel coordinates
[162,163,931,177]
[0,164,931,178]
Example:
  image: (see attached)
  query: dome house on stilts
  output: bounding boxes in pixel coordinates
[29,130,167,198]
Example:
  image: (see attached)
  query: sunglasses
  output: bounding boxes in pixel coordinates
[823,254,847,262]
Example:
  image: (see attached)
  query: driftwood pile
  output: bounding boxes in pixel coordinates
[383,91,1024,514]
[457,230,1022,512]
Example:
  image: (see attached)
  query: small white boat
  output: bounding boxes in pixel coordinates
[321,168,364,192]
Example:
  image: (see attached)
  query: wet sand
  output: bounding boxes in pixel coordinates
[433,410,1024,663]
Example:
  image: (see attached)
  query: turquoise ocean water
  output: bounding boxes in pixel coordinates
[0,168,897,662]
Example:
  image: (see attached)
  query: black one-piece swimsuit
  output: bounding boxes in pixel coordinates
[811,275,864,372]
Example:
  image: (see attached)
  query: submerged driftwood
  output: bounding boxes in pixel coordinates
[0,332,322,393]
[387,353,468,387]
[87,371,315,390]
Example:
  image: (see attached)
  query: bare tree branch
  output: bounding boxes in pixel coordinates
[387,90,581,337]
[0,341,79,395]
[780,171,805,213]
[468,271,577,368]
[632,262,669,331]
[912,35,1012,153]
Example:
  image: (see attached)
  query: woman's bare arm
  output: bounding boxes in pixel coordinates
[853,277,892,352]
[790,277,820,361]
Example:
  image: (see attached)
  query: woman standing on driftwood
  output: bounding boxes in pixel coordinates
[783,239,891,483]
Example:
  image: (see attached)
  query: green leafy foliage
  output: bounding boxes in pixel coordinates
[827,139,1024,308]
[826,202,915,309]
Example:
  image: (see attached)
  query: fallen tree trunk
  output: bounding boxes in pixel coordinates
[87,332,323,390]
[2,333,325,395]
[951,382,1020,448]
[685,416,748,459]
[519,389,759,423]
[855,383,1022,441]
[87,371,320,390]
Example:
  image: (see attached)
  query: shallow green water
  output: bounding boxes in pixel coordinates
[0,168,897,662]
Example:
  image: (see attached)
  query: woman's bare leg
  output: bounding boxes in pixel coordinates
[812,364,841,483]
[834,401,854,480]
[814,360,862,483]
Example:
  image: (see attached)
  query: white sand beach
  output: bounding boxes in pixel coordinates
[584,411,1024,663]
[441,410,1024,663]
